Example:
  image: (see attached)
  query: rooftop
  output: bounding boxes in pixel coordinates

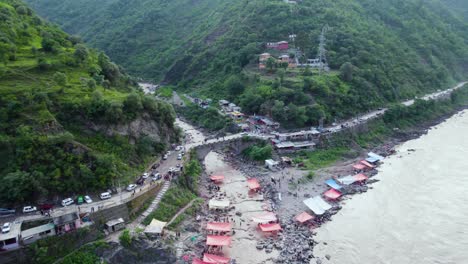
[21,223,55,238]
[0,221,21,241]
[53,212,78,226]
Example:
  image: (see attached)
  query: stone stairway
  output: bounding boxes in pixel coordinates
[133,180,171,230]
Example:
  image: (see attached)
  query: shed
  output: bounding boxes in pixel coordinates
[295,212,314,223]
[208,199,230,210]
[206,235,231,246]
[265,159,279,170]
[144,219,167,234]
[259,223,282,232]
[206,222,232,232]
[203,253,230,263]
[323,189,342,200]
[247,178,261,190]
[105,218,125,233]
[21,223,56,245]
[252,212,277,223]
[303,196,332,215]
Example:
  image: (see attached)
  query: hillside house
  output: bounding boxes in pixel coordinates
[266,41,289,50]
[259,53,272,69]
[54,212,81,235]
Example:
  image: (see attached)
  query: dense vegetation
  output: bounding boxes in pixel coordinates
[0,0,177,205]
[28,0,468,128]
[242,142,273,161]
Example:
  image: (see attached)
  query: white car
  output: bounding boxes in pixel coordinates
[175,146,182,151]
[22,206,37,213]
[2,222,11,233]
[163,154,168,160]
[151,173,161,181]
[100,192,112,200]
[142,173,149,179]
[61,198,74,207]
[169,167,176,172]
[126,184,137,191]
[166,151,171,155]
[177,154,182,160]
[84,195,93,204]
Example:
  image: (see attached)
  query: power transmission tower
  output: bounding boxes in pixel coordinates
[317,24,330,74]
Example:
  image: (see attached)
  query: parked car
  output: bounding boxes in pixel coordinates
[100,192,111,200]
[166,151,171,156]
[163,154,168,160]
[126,184,137,191]
[151,173,161,181]
[180,151,185,156]
[2,222,11,233]
[61,198,74,207]
[0,208,15,216]
[177,154,182,160]
[77,196,84,205]
[152,164,159,169]
[38,204,54,211]
[84,195,93,204]
[22,206,37,213]
[142,173,149,179]
[136,177,145,185]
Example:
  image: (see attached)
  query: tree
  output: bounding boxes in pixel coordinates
[73,44,89,62]
[41,37,58,53]
[119,229,133,248]
[87,78,96,89]
[224,75,245,96]
[53,72,68,86]
[265,57,276,72]
[339,62,355,82]
[123,93,143,114]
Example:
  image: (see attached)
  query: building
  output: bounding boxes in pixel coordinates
[272,129,320,142]
[53,212,81,235]
[0,221,21,251]
[105,218,125,233]
[266,41,289,50]
[259,53,271,62]
[21,223,56,245]
[271,140,316,150]
[219,100,229,106]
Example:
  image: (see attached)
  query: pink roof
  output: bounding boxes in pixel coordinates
[295,212,314,223]
[259,223,282,232]
[352,163,366,170]
[203,254,230,263]
[353,173,369,182]
[247,178,261,190]
[210,175,225,182]
[206,222,232,232]
[192,259,210,264]
[324,188,342,200]
[252,212,277,223]
[206,235,231,246]
[360,160,375,168]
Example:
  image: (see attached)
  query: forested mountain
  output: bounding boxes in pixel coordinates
[27,0,468,128]
[0,0,177,204]
[438,0,468,21]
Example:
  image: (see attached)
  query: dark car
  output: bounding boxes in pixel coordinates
[38,204,54,210]
[0,208,15,216]
[136,177,145,185]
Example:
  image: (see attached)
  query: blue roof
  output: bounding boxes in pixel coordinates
[325,179,342,190]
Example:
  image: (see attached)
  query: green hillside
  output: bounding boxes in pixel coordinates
[0,0,177,205]
[27,0,468,128]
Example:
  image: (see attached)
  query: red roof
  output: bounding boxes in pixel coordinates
[352,163,366,170]
[203,254,230,263]
[323,188,342,200]
[353,173,369,182]
[252,212,277,223]
[295,212,314,223]
[206,222,232,232]
[360,160,375,168]
[210,175,225,182]
[247,178,261,190]
[259,223,282,232]
[206,235,231,246]
[192,259,210,264]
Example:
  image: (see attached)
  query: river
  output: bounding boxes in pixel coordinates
[313,110,468,264]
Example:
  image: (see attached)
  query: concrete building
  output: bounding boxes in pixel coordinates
[53,212,81,235]
[21,223,56,245]
[0,221,21,251]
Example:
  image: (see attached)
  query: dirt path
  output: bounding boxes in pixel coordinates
[167,198,197,226]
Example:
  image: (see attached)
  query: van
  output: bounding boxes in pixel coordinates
[100,192,111,200]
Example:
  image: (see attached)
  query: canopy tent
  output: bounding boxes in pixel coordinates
[295,212,314,223]
[203,254,230,264]
[336,175,356,185]
[206,222,232,232]
[360,160,375,168]
[206,235,231,246]
[352,163,366,170]
[210,175,225,182]
[208,199,230,210]
[247,178,261,190]
[368,152,384,161]
[144,219,167,234]
[325,179,342,190]
[259,223,282,232]
[323,188,342,200]
[365,156,379,163]
[353,173,369,182]
[303,196,332,215]
[192,259,210,264]
[252,212,277,223]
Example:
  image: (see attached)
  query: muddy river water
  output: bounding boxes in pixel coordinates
[313,110,468,264]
